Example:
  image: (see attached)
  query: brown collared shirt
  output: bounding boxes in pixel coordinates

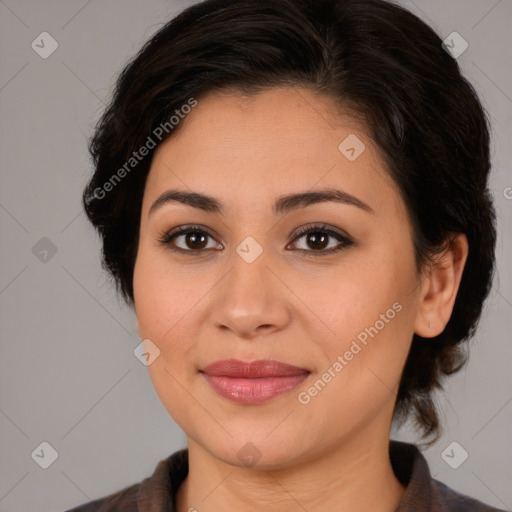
[64,441,506,512]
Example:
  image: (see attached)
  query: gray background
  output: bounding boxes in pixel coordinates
[0,1,510,511]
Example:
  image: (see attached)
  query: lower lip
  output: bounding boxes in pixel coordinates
[202,373,309,404]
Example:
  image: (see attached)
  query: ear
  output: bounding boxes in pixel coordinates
[413,233,469,338]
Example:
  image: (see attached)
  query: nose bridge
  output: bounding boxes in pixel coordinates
[226,240,272,305]
[209,239,289,336]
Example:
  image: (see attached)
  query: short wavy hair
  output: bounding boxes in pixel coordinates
[82,0,497,444]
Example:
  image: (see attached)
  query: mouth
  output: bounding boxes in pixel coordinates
[200,359,310,404]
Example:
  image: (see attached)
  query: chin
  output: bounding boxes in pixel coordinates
[190,427,317,471]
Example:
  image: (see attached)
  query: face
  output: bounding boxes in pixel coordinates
[133,86,423,469]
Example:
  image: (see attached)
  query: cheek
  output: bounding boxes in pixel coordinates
[133,245,196,337]
[300,257,405,340]
[133,247,211,380]
[298,299,412,431]
[308,249,416,392]
[133,252,199,422]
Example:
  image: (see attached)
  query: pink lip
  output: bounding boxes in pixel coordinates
[201,359,310,404]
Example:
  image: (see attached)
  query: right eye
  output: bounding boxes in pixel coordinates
[157,225,223,254]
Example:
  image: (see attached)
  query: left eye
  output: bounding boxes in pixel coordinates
[287,225,353,257]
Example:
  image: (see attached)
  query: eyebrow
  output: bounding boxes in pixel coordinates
[148,187,374,217]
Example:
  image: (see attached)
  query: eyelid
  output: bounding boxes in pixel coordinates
[290,223,352,243]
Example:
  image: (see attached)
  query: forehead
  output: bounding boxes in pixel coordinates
[143,86,399,217]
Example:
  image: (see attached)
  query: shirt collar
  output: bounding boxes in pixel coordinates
[391,441,435,512]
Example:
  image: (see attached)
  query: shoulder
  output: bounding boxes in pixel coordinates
[390,441,507,512]
[62,449,188,512]
[431,478,508,512]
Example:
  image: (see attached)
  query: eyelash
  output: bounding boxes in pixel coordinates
[157,223,354,258]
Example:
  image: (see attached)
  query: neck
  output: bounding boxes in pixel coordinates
[176,430,406,512]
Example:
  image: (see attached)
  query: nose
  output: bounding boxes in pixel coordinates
[209,251,291,340]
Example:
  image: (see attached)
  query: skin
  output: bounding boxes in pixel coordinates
[132,86,468,512]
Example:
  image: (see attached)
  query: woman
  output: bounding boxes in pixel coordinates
[66,0,503,510]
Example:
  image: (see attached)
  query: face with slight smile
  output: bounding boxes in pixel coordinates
[133,86,424,469]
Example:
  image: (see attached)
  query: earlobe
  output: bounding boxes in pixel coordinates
[413,233,469,338]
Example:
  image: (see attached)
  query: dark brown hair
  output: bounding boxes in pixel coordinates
[83,0,497,444]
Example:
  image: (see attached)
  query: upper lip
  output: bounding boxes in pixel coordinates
[201,359,310,378]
